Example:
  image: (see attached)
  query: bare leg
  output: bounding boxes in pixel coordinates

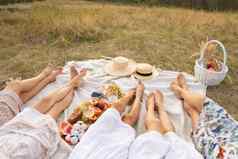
[4,65,55,95]
[112,89,136,114]
[122,82,144,126]
[44,66,86,118]
[170,73,203,130]
[47,90,74,119]
[170,74,205,113]
[33,74,81,114]
[20,69,62,103]
[183,102,200,130]
[154,90,175,134]
[144,92,161,132]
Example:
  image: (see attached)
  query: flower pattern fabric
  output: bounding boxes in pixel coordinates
[192,99,238,159]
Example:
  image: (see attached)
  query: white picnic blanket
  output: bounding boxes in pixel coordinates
[24,59,206,142]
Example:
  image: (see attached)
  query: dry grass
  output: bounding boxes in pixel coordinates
[0,0,238,118]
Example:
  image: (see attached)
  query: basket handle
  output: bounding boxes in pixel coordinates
[199,40,228,65]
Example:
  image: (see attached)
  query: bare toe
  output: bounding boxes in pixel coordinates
[177,73,189,90]
[70,74,81,88]
[170,81,183,98]
[41,64,54,77]
[146,93,155,111]
[70,66,78,80]
[136,81,144,101]
[154,90,164,111]
[48,68,63,82]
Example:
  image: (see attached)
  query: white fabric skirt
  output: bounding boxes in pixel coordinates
[69,108,136,159]
[0,107,71,159]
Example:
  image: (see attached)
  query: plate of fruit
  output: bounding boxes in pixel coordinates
[59,98,111,145]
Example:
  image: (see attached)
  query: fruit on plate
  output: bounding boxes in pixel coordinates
[59,120,88,145]
[60,98,112,145]
[103,83,124,99]
[81,99,111,124]
[67,107,82,125]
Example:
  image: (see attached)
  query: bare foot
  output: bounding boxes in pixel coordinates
[122,82,144,126]
[69,75,81,89]
[154,90,164,111]
[112,89,136,114]
[40,64,55,78]
[147,92,155,109]
[70,66,78,80]
[154,90,175,134]
[171,81,204,113]
[135,81,144,101]
[170,81,183,98]
[145,93,161,132]
[177,73,189,90]
[48,68,63,82]
[69,68,87,89]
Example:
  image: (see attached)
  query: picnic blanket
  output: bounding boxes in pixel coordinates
[24,59,206,142]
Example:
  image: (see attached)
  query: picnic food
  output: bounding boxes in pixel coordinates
[103,83,124,99]
[60,120,88,145]
[206,58,221,72]
[200,39,222,72]
[60,98,112,145]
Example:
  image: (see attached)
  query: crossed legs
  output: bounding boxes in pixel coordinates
[33,67,87,120]
[170,73,205,130]
[113,81,144,126]
[4,65,62,104]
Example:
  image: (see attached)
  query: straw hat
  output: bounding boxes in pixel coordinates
[133,63,158,80]
[104,56,136,76]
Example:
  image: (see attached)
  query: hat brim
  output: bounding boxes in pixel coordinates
[104,60,136,77]
[133,68,159,81]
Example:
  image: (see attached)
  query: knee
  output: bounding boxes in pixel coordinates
[4,80,22,95]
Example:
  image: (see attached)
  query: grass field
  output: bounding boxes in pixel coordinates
[0,0,237,118]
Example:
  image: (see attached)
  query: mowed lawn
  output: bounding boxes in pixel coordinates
[0,0,237,117]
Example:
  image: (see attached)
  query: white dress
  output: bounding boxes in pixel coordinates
[69,108,136,159]
[129,131,203,159]
[0,107,72,159]
[69,108,202,159]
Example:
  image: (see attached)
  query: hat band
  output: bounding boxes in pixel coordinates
[136,71,153,76]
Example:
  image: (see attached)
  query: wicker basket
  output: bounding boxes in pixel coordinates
[194,40,228,86]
